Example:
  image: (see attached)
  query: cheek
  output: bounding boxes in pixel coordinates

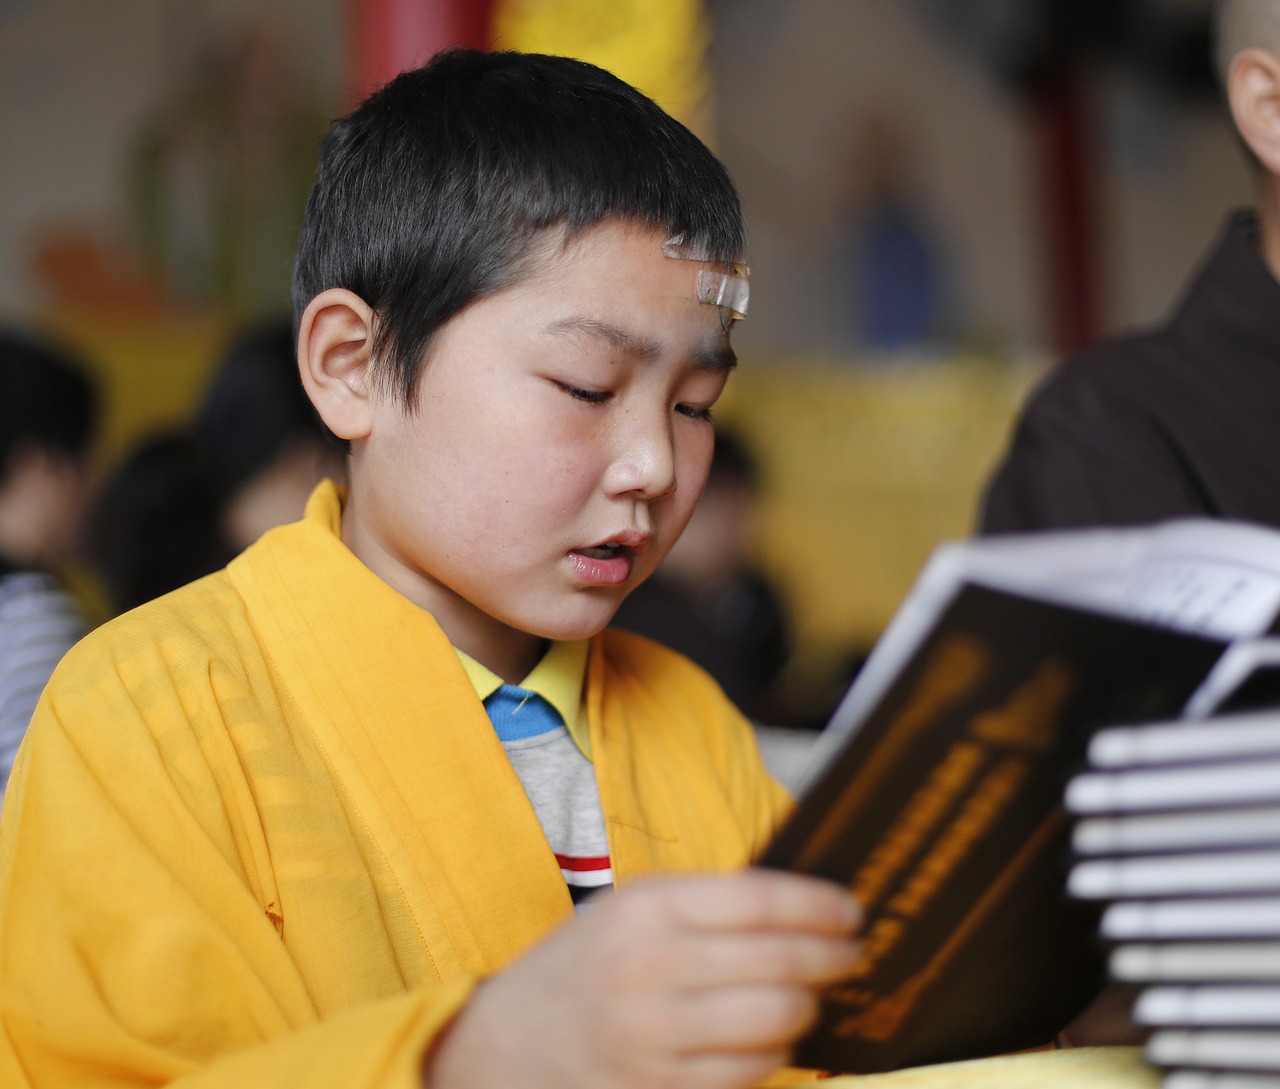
[679,430,715,498]
[501,413,608,505]
[491,425,584,496]
[458,429,598,542]
[652,436,713,536]
[665,495,703,553]
[668,434,715,519]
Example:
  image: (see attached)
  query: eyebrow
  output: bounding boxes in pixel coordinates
[546,317,738,372]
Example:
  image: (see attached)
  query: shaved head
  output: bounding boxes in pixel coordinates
[1216,0,1280,87]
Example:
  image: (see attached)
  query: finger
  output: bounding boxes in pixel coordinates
[634,1048,790,1089]
[627,869,861,936]
[650,931,863,990]
[663,982,823,1052]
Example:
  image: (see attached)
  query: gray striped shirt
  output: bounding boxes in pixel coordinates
[0,571,85,796]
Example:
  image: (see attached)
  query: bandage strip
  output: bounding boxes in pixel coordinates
[696,267,750,329]
[662,234,750,331]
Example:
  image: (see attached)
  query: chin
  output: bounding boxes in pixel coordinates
[525,602,624,643]
[532,618,614,643]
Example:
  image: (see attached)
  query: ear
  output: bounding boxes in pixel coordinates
[1228,47,1280,175]
[296,288,378,441]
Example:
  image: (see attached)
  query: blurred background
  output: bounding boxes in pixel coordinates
[0,0,1248,730]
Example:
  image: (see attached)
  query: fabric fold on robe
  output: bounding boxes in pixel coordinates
[0,480,790,1088]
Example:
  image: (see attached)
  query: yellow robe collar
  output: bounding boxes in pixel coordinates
[228,480,580,971]
[226,482,719,968]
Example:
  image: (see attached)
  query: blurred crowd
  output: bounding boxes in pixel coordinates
[0,318,343,793]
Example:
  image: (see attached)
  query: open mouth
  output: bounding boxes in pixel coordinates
[575,542,625,560]
[567,540,636,587]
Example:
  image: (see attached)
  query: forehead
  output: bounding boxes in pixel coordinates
[415,218,742,381]
[509,221,742,341]
[522,219,712,293]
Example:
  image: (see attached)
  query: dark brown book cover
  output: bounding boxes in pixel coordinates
[758,583,1227,1074]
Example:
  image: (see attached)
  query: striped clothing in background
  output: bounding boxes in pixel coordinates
[0,569,85,796]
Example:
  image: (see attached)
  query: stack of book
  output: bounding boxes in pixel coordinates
[756,516,1280,1074]
[1067,710,1280,1089]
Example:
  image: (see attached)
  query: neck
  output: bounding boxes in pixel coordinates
[454,628,549,685]
[1256,187,1280,282]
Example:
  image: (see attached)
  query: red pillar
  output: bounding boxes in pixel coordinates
[1032,68,1103,356]
[346,0,495,106]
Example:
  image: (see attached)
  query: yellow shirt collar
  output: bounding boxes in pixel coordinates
[455,639,592,759]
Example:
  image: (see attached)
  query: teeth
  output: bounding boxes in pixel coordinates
[579,543,620,559]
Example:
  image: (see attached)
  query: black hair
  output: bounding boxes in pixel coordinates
[292,48,746,405]
[84,433,227,612]
[191,317,329,505]
[0,329,98,486]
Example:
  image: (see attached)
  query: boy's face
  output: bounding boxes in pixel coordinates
[344,219,739,679]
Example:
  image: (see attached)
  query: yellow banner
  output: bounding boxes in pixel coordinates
[491,0,714,137]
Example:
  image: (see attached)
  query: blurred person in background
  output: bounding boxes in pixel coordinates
[831,109,953,357]
[86,317,341,615]
[0,329,98,798]
[980,0,1280,534]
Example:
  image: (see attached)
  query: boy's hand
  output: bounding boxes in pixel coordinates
[423,870,862,1089]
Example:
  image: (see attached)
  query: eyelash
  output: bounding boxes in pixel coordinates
[677,404,715,423]
[558,383,611,405]
[555,382,714,423]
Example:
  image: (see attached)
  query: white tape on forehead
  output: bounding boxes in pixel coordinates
[661,233,710,261]
[696,268,750,321]
[662,234,750,328]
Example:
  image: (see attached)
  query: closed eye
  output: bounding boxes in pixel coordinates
[676,403,715,422]
[554,382,612,405]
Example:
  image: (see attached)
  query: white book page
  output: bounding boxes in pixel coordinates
[1065,758,1280,814]
[954,519,1280,640]
[1074,805,1280,855]
[795,519,1280,790]
[1088,710,1280,767]
[1137,985,1280,1026]
[1148,1029,1280,1071]
[1114,943,1280,983]
[1070,849,1280,898]
[1164,1071,1280,1089]
[1103,898,1280,941]
[1186,640,1280,717]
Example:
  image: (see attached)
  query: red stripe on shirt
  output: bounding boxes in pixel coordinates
[555,853,611,872]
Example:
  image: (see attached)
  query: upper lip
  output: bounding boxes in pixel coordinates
[586,529,652,555]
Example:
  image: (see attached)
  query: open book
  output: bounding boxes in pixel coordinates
[757,518,1280,1075]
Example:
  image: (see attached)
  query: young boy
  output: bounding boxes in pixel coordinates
[0,50,861,1089]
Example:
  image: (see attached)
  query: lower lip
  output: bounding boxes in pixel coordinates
[567,550,633,586]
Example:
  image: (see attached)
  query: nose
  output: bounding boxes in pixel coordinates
[603,407,678,501]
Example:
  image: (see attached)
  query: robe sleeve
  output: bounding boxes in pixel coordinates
[979,359,1209,535]
[0,661,473,1089]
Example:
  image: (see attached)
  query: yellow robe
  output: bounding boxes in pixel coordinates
[0,483,791,1087]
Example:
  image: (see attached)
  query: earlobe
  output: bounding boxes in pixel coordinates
[1228,48,1280,174]
[297,288,377,441]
